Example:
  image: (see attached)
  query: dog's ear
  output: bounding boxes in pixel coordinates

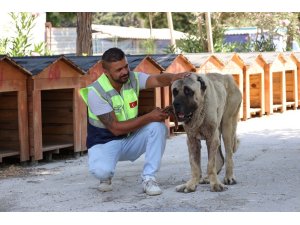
[197,76,207,92]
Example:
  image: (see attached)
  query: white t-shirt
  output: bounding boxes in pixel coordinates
[88,72,149,116]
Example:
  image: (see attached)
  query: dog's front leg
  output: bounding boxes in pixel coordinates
[207,131,227,192]
[176,135,201,193]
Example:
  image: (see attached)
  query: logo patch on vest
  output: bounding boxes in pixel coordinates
[129,101,137,108]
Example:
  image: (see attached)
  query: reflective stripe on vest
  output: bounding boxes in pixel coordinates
[79,71,139,128]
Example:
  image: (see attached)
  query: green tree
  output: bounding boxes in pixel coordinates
[0,12,50,56]
[141,38,156,54]
[47,12,143,28]
[93,12,142,27]
[136,12,196,33]
[46,12,76,27]
[0,38,9,55]
[220,12,300,51]
[77,12,93,56]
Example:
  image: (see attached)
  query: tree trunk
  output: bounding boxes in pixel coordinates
[76,12,92,56]
[148,12,153,38]
[205,12,214,53]
[166,12,176,48]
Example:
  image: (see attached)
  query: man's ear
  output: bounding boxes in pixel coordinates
[197,76,207,92]
[101,61,108,74]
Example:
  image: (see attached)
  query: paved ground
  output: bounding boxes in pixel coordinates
[0,110,300,214]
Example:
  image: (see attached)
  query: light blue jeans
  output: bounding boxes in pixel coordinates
[88,122,168,182]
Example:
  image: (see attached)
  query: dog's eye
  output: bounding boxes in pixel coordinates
[184,86,194,96]
[172,88,178,97]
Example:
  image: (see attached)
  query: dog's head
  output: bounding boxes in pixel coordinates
[171,73,206,123]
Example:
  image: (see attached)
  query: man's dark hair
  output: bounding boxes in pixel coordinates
[102,48,125,69]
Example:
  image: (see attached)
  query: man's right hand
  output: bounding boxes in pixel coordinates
[147,108,169,122]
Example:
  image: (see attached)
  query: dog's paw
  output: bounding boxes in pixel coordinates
[199,176,210,184]
[175,182,197,193]
[210,182,228,192]
[224,177,237,185]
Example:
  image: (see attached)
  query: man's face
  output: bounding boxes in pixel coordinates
[104,57,130,84]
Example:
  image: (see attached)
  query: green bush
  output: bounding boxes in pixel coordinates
[0,12,51,56]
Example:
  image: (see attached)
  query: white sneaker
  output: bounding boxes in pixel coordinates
[98,179,112,192]
[142,178,162,196]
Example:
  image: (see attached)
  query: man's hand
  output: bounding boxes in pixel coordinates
[147,107,169,122]
[146,72,192,89]
[170,72,191,84]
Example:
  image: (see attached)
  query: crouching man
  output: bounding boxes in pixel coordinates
[80,47,189,196]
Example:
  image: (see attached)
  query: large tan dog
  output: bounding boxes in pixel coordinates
[171,73,242,192]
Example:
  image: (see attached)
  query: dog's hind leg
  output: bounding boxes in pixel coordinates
[221,116,238,185]
[216,130,224,174]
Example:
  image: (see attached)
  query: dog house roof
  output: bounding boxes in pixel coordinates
[0,55,32,75]
[126,55,164,71]
[66,56,102,73]
[183,53,212,68]
[12,55,85,76]
[148,54,179,70]
[237,53,266,65]
[260,52,286,64]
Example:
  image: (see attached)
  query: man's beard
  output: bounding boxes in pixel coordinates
[114,73,129,84]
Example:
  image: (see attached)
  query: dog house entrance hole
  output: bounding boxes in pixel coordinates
[41,89,74,152]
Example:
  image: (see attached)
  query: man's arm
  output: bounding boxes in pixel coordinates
[145,72,191,89]
[98,108,168,136]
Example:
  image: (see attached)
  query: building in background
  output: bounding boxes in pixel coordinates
[48,24,187,55]
[224,27,295,52]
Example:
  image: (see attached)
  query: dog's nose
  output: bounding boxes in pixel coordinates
[173,101,181,111]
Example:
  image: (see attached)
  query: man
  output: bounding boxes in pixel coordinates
[80,48,190,196]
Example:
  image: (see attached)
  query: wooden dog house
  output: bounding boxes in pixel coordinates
[184,53,213,73]
[194,54,224,74]
[67,56,103,87]
[262,53,286,115]
[213,53,244,119]
[238,53,266,120]
[67,56,103,151]
[13,56,85,161]
[127,55,165,116]
[282,52,298,110]
[0,56,30,163]
[291,52,300,107]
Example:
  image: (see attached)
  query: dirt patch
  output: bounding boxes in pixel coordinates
[0,165,60,179]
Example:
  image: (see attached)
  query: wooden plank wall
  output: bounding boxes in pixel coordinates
[133,58,163,116]
[272,71,284,109]
[0,92,19,152]
[285,70,297,109]
[138,89,157,116]
[0,59,29,162]
[249,74,263,108]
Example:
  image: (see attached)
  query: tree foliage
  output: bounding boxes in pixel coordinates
[220,12,300,50]
[170,12,300,53]
[45,12,300,53]
[46,12,77,27]
[93,12,142,27]
[0,12,51,56]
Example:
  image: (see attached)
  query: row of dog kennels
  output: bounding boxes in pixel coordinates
[0,52,299,163]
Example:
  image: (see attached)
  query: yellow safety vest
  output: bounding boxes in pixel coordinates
[80,72,139,128]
